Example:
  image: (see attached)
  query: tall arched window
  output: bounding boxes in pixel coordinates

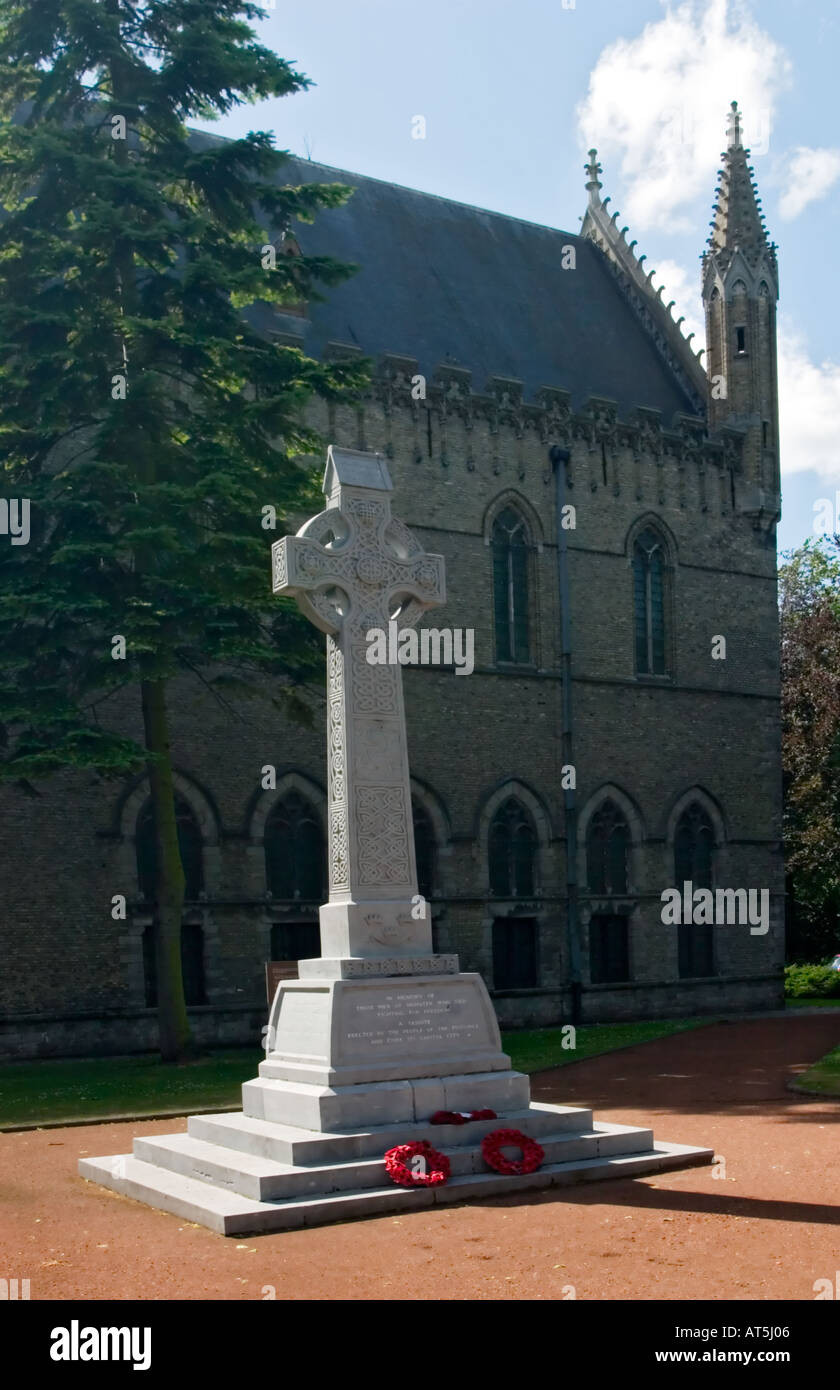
[674,803,715,977]
[586,800,631,984]
[136,796,204,903]
[489,798,536,897]
[586,800,629,896]
[143,921,206,1007]
[264,791,325,901]
[264,791,324,967]
[633,527,667,675]
[492,508,530,664]
[412,799,436,902]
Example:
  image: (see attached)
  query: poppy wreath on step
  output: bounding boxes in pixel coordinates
[429,1109,497,1126]
[384,1140,451,1188]
[481,1128,545,1176]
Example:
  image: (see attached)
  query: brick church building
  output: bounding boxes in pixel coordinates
[0,105,785,1058]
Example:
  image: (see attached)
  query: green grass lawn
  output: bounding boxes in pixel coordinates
[785,997,840,1008]
[791,1044,840,1096]
[0,1017,708,1129]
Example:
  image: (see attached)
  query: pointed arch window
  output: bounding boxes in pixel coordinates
[674,803,715,977]
[264,791,325,901]
[136,796,204,903]
[489,797,536,897]
[586,800,631,983]
[143,922,206,1007]
[492,508,530,664]
[586,800,629,896]
[633,527,667,675]
[412,799,436,902]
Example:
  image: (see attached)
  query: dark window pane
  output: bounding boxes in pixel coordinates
[137,797,203,903]
[589,913,630,984]
[412,800,436,900]
[586,800,629,895]
[492,508,530,664]
[674,823,694,885]
[674,804,715,888]
[674,804,717,977]
[678,922,714,977]
[511,541,530,662]
[270,921,321,960]
[180,923,206,1004]
[513,823,536,896]
[489,821,511,896]
[265,792,325,900]
[492,542,512,662]
[695,826,714,890]
[633,549,648,671]
[489,798,537,898]
[492,917,538,989]
[650,548,665,673]
[143,922,206,1007]
[633,528,667,675]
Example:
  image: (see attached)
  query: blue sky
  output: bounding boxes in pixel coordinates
[206,0,839,555]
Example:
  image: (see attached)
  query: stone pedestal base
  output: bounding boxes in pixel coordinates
[263,969,508,1088]
[79,965,713,1235]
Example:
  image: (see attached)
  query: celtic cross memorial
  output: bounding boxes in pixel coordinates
[272,445,446,962]
[79,444,711,1231]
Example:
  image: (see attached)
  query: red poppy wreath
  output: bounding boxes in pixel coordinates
[481,1128,545,1176]
[384,1140,450,1188]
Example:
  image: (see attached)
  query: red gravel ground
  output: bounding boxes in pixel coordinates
[1,1015,837,1301]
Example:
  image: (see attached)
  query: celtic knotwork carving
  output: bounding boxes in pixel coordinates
[384,517,422,561]
[347,957,455,977]
[356,553,385,585]
[346,498,383,525]
[416,561,440,592]
[356,785,411,886]
[330,805,349,892]
[272,544,288,590]
[327,638,349,892]
[351,642,397,713]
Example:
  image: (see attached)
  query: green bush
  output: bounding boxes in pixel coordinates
[784,963,840,998]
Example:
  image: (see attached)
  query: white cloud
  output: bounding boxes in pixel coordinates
[777,322,840,489]
[778,146,840,221]
[577,0,791,232]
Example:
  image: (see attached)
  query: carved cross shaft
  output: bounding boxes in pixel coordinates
[272,447,445,960]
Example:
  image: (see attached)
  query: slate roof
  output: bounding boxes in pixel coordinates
[248,154,699,422]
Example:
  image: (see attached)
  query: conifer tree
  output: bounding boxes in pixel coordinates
[0,0,366,1060]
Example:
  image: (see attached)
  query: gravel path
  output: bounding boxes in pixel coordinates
[2,1014,837,1300]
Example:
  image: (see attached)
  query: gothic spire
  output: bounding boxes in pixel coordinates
[706,101,776,275]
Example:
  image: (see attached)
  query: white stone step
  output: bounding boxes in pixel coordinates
[80,1137,713,1236]
[135,1122,655,1202]
[188,1102,596,1165]
[241,1069,532,1131]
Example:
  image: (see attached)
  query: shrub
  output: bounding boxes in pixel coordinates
[784,963,840,998]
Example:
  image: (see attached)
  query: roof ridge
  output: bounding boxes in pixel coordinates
[579,148,707,408]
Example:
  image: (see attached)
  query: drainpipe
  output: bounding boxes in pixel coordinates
[550,444,582,1025]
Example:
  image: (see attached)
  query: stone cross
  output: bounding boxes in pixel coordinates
[272,447,445,961]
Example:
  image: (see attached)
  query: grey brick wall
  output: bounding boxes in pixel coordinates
[0,379,785,1059]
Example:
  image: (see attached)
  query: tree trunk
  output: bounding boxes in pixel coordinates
[141,678,194,1063]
